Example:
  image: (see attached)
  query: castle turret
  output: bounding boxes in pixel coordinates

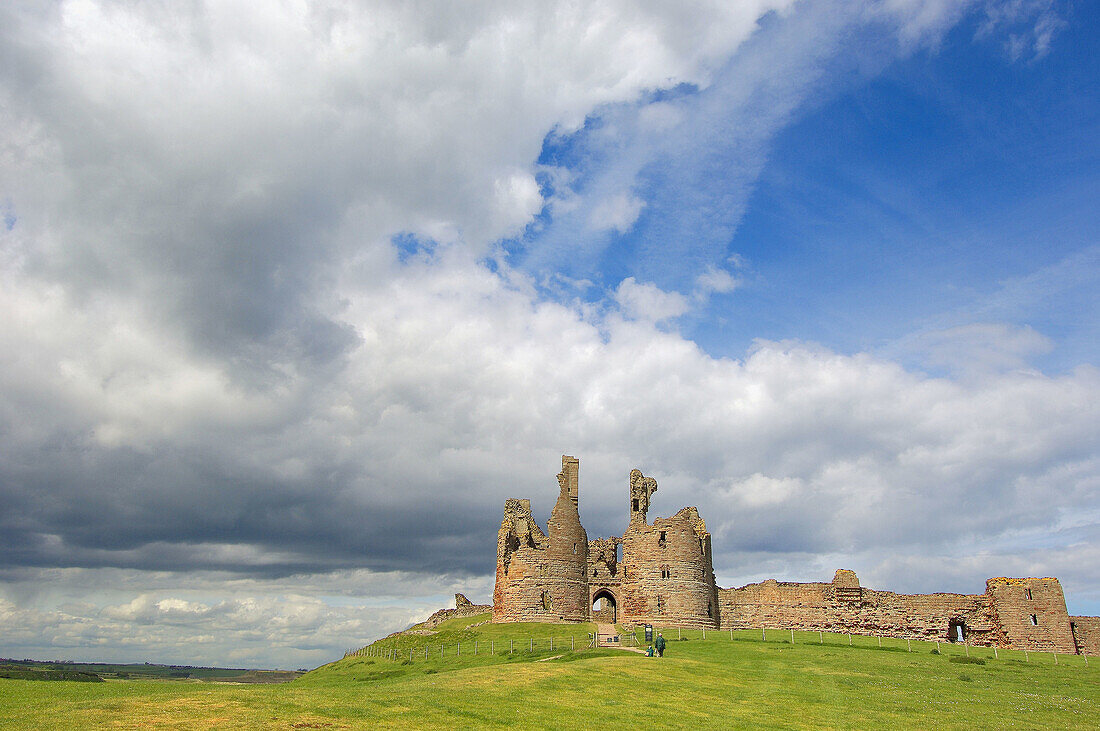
[620,470,719,628]
[544,456,590,621]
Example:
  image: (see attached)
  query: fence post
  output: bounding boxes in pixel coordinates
[678,627,681,640]
[1024,648,1029,662]
[849,633,852,646]
[820,631,824,644]
[907,639,911,652]
[510,639,513,654]
[731,628,734,641]
[791,629,795,644]
[993,646,998,660]
[1054,652,1057,665]
[409,649,413,662]
[425,646,428,660]
[572,636,574,650]
[703,627,706,640]
[530,638,533,651]
[762,628,766,641]
[878,635,882,648]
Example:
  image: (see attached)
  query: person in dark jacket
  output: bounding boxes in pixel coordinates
[655,632,666,657]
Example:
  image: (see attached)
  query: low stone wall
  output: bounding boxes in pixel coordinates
[718,575,995,644]
[423,594,492,629]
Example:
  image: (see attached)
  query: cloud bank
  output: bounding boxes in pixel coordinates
[1,0,1095,668]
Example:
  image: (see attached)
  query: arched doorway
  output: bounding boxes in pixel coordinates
[591,589,617,623]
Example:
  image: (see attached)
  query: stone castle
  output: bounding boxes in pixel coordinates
[492,456,1099,656]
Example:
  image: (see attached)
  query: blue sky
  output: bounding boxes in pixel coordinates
[0,0,1097,669]
[513,3,1097,372]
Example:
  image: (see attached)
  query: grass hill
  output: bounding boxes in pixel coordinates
[1,612,1097,728]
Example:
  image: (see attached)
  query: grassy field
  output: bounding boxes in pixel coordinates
[1,613,1097,729]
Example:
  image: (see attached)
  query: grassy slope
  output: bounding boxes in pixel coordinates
[1,614,1097,729]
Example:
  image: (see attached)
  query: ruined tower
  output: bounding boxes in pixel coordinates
[493,456,588,623]
[619,470,719,628]
[493,456,718,627]
[489,455,1097,654]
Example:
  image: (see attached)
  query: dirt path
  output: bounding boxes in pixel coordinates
[596,623,649,654]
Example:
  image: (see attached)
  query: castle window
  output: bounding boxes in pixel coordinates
[707,602,713,618]
[657,595,664,614]
[573,543,577,554]
[658,531,666,547]
[1029,615,1038,626]
[542,592,553,611]
[661,566,671,579]
[633,499,639,511]
[1025,588,1032,600]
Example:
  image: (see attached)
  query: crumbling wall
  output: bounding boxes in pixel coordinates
[718,570,996,644]
[986,577,1077,653]
[620,470,719,628]
[1070,616,1100,656]
[492,497,550,622]
[587,537,620,581]
[423,594,493,629]
[488,455,1099,646]
[493,456,589,623]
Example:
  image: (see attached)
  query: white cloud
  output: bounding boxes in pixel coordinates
[892,322,1054,376]
[0,0,1095,670]
[695,264,741,296]
[612,277,690,322]
[588,192,645,233]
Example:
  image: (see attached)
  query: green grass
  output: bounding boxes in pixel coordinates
[2,613,1097,729]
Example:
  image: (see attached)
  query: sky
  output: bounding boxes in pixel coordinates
[0,0,1097,670]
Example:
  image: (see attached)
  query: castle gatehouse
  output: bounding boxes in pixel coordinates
[491,455,1099,656]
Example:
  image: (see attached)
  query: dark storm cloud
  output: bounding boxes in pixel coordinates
[1,0,1098,670]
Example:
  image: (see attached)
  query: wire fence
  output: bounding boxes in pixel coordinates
[345,626,1093,669]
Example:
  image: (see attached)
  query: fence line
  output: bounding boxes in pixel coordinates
[345,626,1095,669]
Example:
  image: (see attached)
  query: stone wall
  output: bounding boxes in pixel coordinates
[718,570,996,644]
[489,454,1099,652]
[986,578,1076,653]
[423,594,492,629]
[1070,616,1100,656]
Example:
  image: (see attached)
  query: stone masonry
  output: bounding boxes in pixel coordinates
[423,594,493,629]
[491,455,1099,655]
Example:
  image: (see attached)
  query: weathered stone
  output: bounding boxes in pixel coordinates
[488,455,1098,654]
[422,593,492,629]
[493,456,718,627]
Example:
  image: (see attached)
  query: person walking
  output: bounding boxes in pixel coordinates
[655,632,666,657]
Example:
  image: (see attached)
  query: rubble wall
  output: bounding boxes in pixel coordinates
[718,571,997,644]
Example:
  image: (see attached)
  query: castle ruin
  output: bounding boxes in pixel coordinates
[492,456,1099,656]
